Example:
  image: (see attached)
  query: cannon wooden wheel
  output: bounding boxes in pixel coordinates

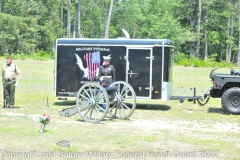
[109,81,136,119]
[76,82,109,123]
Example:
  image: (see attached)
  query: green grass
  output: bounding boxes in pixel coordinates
[0,58,240,159]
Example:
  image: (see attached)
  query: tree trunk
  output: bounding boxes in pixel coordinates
[73,0,78,38]
[204,7,208,60]
[226,17,230,62]
[104,0,114,38]
[77,0,81,38]
[196,0,202,58]
[229,13,234,62]
[133,25,136,39]
[237,0,240,67]
[60,0,64,38]
[190,0,197,56]
[190,43,195,57]
[67,0,71,38]
[204,30,208,60]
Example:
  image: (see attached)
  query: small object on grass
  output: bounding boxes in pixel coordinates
[40,123,45,133]
[46,96,49,109]
[39,114,50,133]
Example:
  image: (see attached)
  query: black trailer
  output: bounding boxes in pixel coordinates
[55,38,174,101]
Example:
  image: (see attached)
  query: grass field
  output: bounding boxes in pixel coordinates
[0,58,240,160]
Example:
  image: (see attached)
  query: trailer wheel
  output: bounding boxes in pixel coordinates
[221,87,240,114]
[108,81,136,119]
[76,82,109,123]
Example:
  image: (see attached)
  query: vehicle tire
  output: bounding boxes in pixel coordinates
[221,87,240,114]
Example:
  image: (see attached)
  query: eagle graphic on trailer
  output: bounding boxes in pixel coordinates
[75,54,89,79]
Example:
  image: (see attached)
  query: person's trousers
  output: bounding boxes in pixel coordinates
[3,80,16,107]
[101,86,109,109]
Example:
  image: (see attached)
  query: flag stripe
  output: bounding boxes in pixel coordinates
[84,51,100,81]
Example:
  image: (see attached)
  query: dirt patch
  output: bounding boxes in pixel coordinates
[1,111,25,117]
[2,111,240,134]
[109,119,240,134]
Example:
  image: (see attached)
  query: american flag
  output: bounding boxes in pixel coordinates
[84,51,100,81]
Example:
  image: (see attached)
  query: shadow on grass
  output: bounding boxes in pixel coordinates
[72,105,171,124]
[76,119,87,123]
[136,104,171,111]
[75,119,110,124]
[207,107,227,114]
[54,101,171,111]
[2,106,20,109]
[14,106,20,109]
[53,100,76,106]
[75,117,132,124]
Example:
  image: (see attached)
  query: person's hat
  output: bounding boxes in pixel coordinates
[103,54,111,61]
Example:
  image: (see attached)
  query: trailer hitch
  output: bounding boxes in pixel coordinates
[170,87,211,106]
[196,94,211,106]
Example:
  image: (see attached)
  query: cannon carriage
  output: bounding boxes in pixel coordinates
[59,81,136,123]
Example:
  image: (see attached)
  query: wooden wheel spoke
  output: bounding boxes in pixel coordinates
[109,103,117,113]
[94,89,102,100]
[121,103,131,111]
[114,105,118,115]
[79,93,89,101]
[88,86,94,98]
[94,106,102,117]
[83,107,92,117]
[93,108,97,120]
[96,104,105,112]
[77,99,89,104]
[121,89,131,98]
[89,107,94,119]
[83,89,91,98]
[93,86,97,97]
[120,85,126,96]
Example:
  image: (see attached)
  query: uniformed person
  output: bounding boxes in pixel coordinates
[97,55,116,110]
[97,55,116,87]
[2,56,21,108]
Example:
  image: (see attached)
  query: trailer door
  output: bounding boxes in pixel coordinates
[126,48,153,99]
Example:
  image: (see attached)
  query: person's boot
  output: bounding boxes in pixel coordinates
[10,105,14,109]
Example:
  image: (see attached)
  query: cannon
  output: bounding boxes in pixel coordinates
[59,81,136,123]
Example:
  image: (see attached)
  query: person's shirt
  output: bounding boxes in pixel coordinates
[2,63,21,80]
[98,64,116,86]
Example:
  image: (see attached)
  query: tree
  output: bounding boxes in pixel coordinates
[77,0,81,38]
[73,0,77,38]
[174,0,198,56]
[104,0,113,38]
[237,0,240,64]
[111,0,146,38]
[0,13,40,55]
[67,0,71,38]
[196,0,202,57]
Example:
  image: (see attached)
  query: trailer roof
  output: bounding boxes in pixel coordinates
[56,38,172,46]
